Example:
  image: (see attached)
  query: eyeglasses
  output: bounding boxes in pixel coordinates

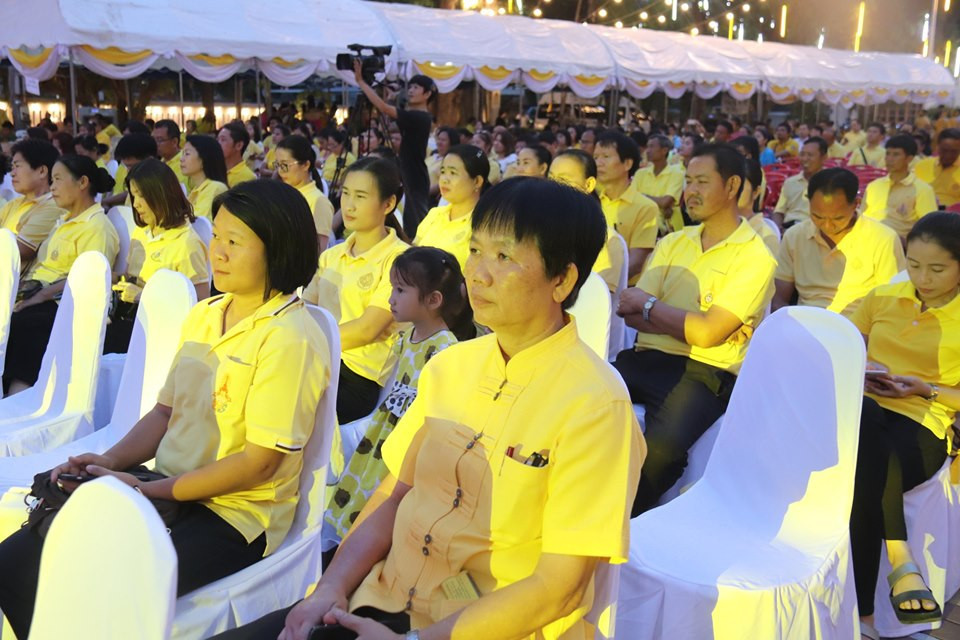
[276,161,304,173]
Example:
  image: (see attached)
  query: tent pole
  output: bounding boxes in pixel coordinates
[517,83,523,128]
[255,62,261,121]
[125,79,132,124]
[69,51,78,135]
[178,70,185,128]
[663,91,668,123]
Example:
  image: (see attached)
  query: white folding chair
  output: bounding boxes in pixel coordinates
[0,252,111,457]
[568,272,612,361]
[191,216,213,247]
[0,229,20,379]
[890,269,910,284]
[618,307,865,639]
[170,304,341,639]
[0,270,197,494]
[105,158,119,179]
[0,174,15,203]
[762,216,782,243]
[29,476,177,640]
[106,206,131,277]
[607,232,629,362]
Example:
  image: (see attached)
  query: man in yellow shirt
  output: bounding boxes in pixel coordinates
[633,134,686,233]
[847,122,886,168]
[915,127,960,207]
[774,167,905,317]
[0,139,63,267]
[862,134,938,241]
[615,144,776,514]
[152,119,188,188]
[772,137,827,230]
[595,131,659,285]
[218,122,257,188]
[768,123,800,159]
[101,133,158,209]
[93,114,121,163]
[822,127,848,159]
[842,119,868,152]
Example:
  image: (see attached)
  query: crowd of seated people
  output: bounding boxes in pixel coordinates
[0,96,958,640]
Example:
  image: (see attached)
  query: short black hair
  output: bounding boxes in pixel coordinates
[408,74,437,102]
[776,122,793,134]
[803,136,829,156]
[126,158,192,229]
[867,121,885,134]
[683,132,705,147]
[537,130,556,146]
[212,180,318,297]
[732,135,760,159]
[743,158,763,213]
[437,126,461,147]
[715,120,734,134]
[154,119,181,142]
[596,131,640,177]
[185,134,228,185]
[446,144,491,192]
[886,134,918,157]
[690,143,745,200]
[649,134,672,152]
[10,139,60,184]
[554,149,597,179]
[521,144,552,170]
[472,177,606,310]
[629,130,649,149]
[938,127,960,144]
[220,121,250,155]
[26,126,49,141]
[907,211,960,262]
[115,133,158,162]
[807,167,859,204]
[124,120,150,135]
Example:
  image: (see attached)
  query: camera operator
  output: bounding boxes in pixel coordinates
[353,60,435,239]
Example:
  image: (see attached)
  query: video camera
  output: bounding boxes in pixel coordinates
[336,44,392,85]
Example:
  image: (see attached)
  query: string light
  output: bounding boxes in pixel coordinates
[947,41,953,68]
[817,28,825,49]
[615,19,623,27]
[532,7,542,17]
[742,3,750,11]
[922,12,930,57]
[658,14,667,23]
[954,44,960,76]
[640,10,649,19]
[598,8,607,17]
[779,3,787,38]
[853,0,865,52]
[691,26,699,34]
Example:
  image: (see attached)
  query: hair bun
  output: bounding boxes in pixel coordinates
[95,167,116,193]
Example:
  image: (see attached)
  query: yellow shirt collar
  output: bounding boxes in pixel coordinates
[62,203,104,225]
[491,315,580,384]
[205,292,300,346]
[142,223,191,243]
[344,227,401,261]
[887,280,960,321]
[680,217,757,251]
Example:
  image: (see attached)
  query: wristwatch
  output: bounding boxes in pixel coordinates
[406,631,421,640]
[642,295,658,323]
[925,383,940,402]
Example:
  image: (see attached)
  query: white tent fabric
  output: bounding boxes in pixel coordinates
[618,307,866,639]
[0,0,954,104]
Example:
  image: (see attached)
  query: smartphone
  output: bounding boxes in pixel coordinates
[307,624,357,640]
[57,473,96,483]
[865,369,888,378]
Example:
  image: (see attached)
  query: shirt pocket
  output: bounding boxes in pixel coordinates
[699,268,727,311]
[488,454,549,546]
[211,356,256,425]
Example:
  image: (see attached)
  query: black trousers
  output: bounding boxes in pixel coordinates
[613,349,736,516]
[850,397,947,616]
[2,300,57,394]
[336,361,382,425]
[210,604,410,639]
[0,502,266,639]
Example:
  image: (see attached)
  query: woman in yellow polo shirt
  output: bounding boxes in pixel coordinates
[413,144,489,270]
[849,212,960,637]
[275,135,334,253]
[103,158,210,354]
[303,157,410,423]
[0,180,330,640]
[322,130,357,195]
[262,125,289,178]
[3,155,118,395]
[181,134,229,221]
[210,176,644,640]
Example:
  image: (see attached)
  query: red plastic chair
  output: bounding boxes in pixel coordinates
[946,203,960,214]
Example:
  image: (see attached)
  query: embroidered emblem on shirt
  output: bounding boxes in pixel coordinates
[50,249,59,261]
[212,376,232,413]
[453,231,466,242]
[704,293,714,305]
[150,250,163,262]
[357,272,374,290]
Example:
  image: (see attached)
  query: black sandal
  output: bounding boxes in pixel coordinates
[887,562,943,624]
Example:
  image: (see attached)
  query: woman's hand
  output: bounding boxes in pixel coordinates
[866,375,933,399]
[51,453,118,492]
[112,280,143,304]
[321,608,404,640]
[278,586,349,640]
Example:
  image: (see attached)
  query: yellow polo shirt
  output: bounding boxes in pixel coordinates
[304,228,409,385]
[323,151,357,184]
[244,140,264,170]
[188,178,229,221]
[915,156,960,207]
[599,186,659,285]
[155,293,330,555]
[843,130,868,150]
[746,214,780,257]
[631,163,685,233]
[827,143,848,160]
[164,151,188,187]
[847,145,886,169]
[112,162,128,196]
[126,223,208,285]
[350,318,644,637]
[226,161,257,188]
[0,192,63,252]
[774,173,811,226]
[295,181,334,240]
[851,282,960,440]
[413,204,472,270]
[862,172,938,240]
[27,204,119,284]
[634,220,776,373]
[767,139,799,157]
[264,147,277,172]
[776,216,905,317]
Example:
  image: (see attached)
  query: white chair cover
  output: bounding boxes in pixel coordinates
[608,231,628,363]
[0,270,196,494]
[0,252,111,457]
[191,216,213,247]
[106,206,131,276]
[170,304,341,639]
[762,216,782,243]
[0,229,20,379]
[569,272,612,360]
[890,270,910,284]
[28,476,177,640]
[872,457,960,637]
[105,159,119,179]
[0,174,14,203]
[618,307,866,639]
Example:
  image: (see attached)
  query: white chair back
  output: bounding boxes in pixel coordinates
[29,476,177,640]
[694,306,865,543]
[289,304,342,537]
[890,269,910,284]
[191,215,213,247]
[762,216,782,243]
[0,252,111,455]
[0,174,14,203]
[608,231,628,361]
[106,206,131,276]
[107,270,197,437]
[105,159,119,179]
[0,229,20,379]
[568,272,612,360]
